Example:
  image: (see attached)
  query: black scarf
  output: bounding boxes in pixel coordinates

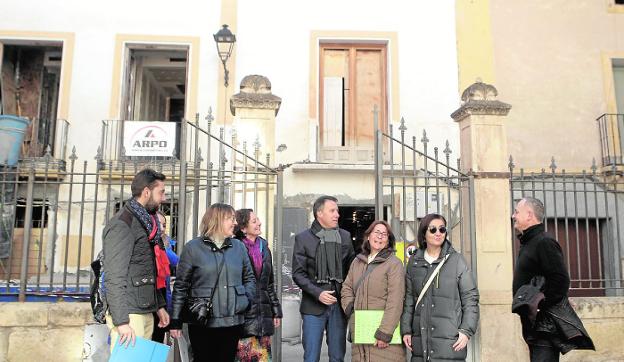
[311,219,343,284]
[127,198,163,248]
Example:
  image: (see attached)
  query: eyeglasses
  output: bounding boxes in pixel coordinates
[428,226,447,234]
[372,231,388,237]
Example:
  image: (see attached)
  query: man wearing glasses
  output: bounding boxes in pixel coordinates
[292,195,356,362]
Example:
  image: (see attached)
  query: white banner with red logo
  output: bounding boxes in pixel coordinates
[123,121,177,157]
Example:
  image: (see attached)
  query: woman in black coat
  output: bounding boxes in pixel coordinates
[170,203,256,362]
[234,208,282,362]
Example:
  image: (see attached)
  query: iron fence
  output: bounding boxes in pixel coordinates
[509,158,624,296]
[374,112,475,267]
[0,111,283,305]
[17,118,69,159]
[373,110,477,362]
[596,113,624,167]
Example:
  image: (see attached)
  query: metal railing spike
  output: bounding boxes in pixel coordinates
[399,117,407,132]
[421,129,429,144]
[69,146,78,161]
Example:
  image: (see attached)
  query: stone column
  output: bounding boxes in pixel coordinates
[230,75,282,165]
[229,75,281,253]
[451,81,527,360]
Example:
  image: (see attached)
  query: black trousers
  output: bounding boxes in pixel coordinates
[529,344,560,362]
[188,324,242,362]
[152,288,168,343]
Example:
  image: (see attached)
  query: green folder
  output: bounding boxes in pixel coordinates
[354,310,401,344]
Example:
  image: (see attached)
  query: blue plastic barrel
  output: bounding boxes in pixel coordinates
[0,115,30,166]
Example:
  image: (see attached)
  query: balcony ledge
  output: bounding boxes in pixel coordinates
[291,162,375,173]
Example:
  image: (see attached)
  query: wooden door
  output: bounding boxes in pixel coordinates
[353,48,385,147]
[320,44,387,149]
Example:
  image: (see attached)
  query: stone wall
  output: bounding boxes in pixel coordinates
[560,297,624,362]
[0,302,92,362]
[0,298,622,361]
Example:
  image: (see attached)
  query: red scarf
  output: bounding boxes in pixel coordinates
[154,245,170,289]
[150,216,169,290]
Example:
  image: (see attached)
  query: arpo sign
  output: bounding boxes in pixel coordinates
[123,121,177,157]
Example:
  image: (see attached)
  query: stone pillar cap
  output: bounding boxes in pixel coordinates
[230,74,282,116]
[451,80,511,122]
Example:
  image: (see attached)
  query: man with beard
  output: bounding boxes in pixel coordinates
[103,169,170,350]
[292,195,355,362]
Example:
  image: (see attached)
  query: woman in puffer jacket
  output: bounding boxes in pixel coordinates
[401,213,479,362]
[234,208,282,362]
[170,203,256,362]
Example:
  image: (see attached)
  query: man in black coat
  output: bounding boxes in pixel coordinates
[292,195,355,362]
[512,197,570,361]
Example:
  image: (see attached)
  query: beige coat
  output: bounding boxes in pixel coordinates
[341,249,406,362]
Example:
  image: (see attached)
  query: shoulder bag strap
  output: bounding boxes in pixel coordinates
[353,262,380,296]
[416,254,449,307]
[208,253,227,301]
[344,261,380,318]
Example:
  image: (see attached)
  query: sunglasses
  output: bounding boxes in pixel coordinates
[428,226,447,234]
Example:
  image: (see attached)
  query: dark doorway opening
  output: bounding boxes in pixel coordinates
[339,206,386,254]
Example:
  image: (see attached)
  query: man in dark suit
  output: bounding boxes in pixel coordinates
[292,195,355,362]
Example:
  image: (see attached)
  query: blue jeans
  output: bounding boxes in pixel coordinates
[301,303,347,362]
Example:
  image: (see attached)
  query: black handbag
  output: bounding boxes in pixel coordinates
[188,255,226,325]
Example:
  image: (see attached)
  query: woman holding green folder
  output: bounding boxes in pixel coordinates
[341,220,406,362]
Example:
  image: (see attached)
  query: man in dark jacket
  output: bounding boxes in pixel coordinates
[292,195,355,362]
[512,197,570,361]
[103,169,170,350]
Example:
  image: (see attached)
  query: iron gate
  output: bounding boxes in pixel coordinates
[0,109,284,308]
[372,108,477,361]
[373,110,475,267]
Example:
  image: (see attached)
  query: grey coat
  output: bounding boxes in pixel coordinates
[401,241,479,362]
[102,204,166,326]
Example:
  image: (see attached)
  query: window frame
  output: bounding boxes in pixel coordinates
[318,42,389,149]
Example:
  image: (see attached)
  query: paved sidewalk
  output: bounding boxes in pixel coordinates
[281,340,352,362]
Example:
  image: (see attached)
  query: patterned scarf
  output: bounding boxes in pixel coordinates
[243,237,263,277]
[127,198,163,248]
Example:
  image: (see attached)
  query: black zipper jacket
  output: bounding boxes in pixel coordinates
[241,237,283,337]
[170,236,256,329]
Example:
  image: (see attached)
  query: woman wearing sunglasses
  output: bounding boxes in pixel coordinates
[400,213,479,362]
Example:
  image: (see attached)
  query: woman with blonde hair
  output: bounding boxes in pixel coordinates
[170,203,256,361]
[341,220,406,362]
